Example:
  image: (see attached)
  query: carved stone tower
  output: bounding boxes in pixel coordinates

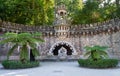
[54,0,69,25]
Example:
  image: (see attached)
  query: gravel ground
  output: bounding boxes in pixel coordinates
[0,61,120,76]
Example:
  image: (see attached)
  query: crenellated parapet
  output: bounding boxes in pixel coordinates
[0,21,54,35]
[0,18,120,37]
[70,18,120,36]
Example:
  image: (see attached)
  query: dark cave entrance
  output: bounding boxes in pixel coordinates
[53,44,73,56]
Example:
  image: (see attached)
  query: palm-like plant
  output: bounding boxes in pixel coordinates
[0,32,44,63]
[84,45,108,61]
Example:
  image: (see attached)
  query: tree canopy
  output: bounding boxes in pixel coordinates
[0,0,119,25]
[0,0,54,25]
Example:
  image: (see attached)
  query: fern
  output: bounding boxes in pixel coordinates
[0,32,44,62]
[84,45,108,61]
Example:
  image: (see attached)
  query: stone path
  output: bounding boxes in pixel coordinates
[0,61,120,76]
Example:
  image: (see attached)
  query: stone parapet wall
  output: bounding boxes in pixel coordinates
[0,18,120,36]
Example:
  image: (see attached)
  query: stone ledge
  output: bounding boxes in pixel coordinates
[0,56,19,61]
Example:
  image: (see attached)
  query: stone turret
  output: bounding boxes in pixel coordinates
[54,3,69,26]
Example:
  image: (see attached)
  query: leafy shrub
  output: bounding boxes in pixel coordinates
[78,59,118,68]
[2,60,39,69]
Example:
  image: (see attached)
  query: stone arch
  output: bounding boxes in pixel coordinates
[48,41,77,56]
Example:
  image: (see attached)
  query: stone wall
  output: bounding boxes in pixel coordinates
[111,32,120,59]
[38,36,81,60]
[0,18,120,61]
[39,31,120,60]
[1,32,120,60]
[80,32,120,59]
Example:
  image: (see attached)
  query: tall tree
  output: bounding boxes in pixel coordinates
[0,0,54,25]
[115,0,120,17]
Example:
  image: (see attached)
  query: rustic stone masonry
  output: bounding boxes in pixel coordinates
[0,18,120,61]
[0,18,120,36]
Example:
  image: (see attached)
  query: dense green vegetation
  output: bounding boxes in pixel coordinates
[72,0,120,24]
[78,59,118,68]
[2,60,39,69]
[0,0,54,25]
[0,0,119,25]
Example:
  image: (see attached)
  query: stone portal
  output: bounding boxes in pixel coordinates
[48,41,77,60]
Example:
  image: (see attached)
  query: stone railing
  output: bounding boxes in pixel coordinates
[0,18,120,36]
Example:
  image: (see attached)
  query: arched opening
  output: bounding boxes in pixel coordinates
[49,41,77,57]
[53,44,72,56]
